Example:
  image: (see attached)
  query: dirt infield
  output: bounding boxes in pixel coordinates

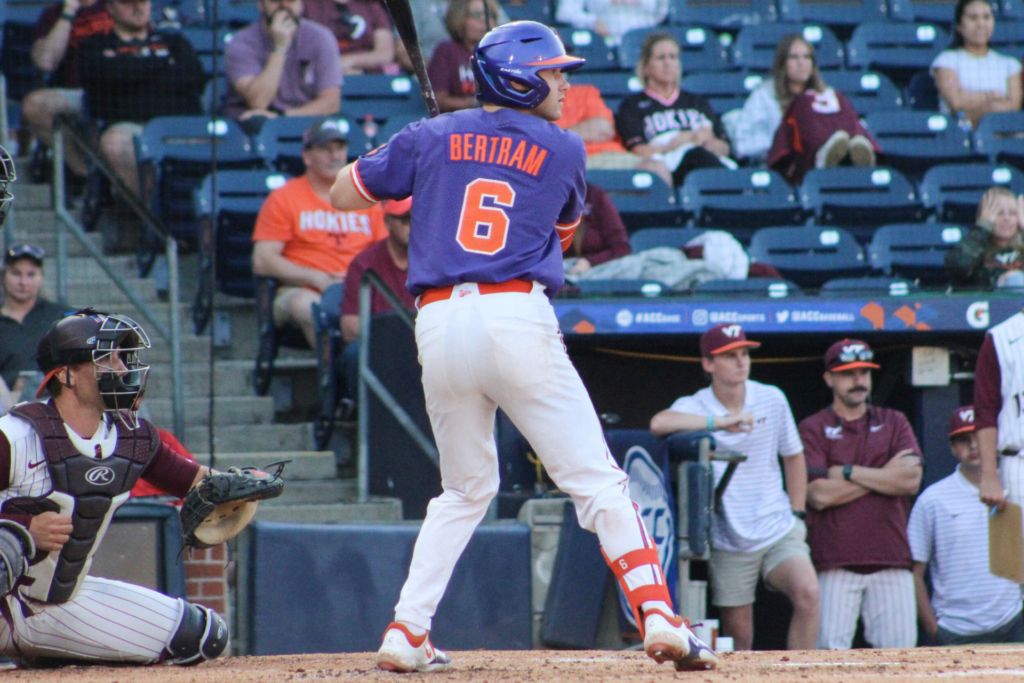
[10,646,1024,682]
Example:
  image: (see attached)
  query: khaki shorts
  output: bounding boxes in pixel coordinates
[272,285,319,328]
[708,519,811,608]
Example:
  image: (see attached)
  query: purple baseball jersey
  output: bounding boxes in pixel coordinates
[351,107,587,296]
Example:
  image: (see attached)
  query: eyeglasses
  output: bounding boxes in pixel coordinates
[5,244,45,262]
[835,349,874,363]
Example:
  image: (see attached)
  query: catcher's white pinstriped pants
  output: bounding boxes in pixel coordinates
[394,285,658,631]
[816,568,916,649]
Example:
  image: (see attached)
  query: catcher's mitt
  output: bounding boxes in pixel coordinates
[181,462,288,550]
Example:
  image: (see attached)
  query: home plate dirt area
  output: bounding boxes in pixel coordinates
[9,647,1024,682]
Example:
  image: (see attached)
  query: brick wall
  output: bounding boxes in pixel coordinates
[184,544,229,617]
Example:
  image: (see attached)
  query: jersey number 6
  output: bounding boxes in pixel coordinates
[456,179,516,256]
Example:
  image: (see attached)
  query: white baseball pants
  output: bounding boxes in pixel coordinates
[0,576,184,663]
[816,568,916,649]
[394,284,657,630]
[1001,454,1024,507]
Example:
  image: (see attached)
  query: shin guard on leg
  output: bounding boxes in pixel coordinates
[604,547,673,639]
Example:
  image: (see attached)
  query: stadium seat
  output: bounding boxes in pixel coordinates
[821,70,903,114]
[574,279,668,296]
[201,74,227,116]
[748,226,869,287]
[374,114,424,146]
[135,116,265,245]
[629,227,706,252]
[846,22,949,77]
[312,282,346,450]
[799,167,926,241]
[988,18,1024,51]
[887,0,956,22]
[905,70,939,110]
[619,26,730,73]
[340,75,428,120]
[1,17,43,100]
[568,72,643,99]
[177,26,231,75]
[820,276,921,295]
[778,0,888,25]
[868,222,962,284]
[864,111,979,176]
[558,28,618,71]
[212,0,260,26]
[504,0,553,23]
[680,169,804,243]
[586,169,685,229]
[1001,0,1024,20]
[974,112,1024,167]
[732,24,843,71]
[255,115,371,175]
[680,72,767,115]
[920,163,1024,224]
[694,278,801,296]
[668,0,778,28]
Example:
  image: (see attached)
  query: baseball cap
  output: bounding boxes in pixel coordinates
[383,197,413,216]
[699,324,761,357]
[303,118,350,149]
[949,405,976,437]
[824,339,880,372]
[5,243,45,266]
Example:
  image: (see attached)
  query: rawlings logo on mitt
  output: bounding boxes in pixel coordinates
[180,462,288,550]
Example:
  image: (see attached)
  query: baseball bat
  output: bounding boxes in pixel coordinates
[380,0,441,119]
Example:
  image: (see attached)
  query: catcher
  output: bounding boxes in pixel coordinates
[0,305,284,667]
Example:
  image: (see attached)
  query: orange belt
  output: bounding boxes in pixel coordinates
[419,279,534,307]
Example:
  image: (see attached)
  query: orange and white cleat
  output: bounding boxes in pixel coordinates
[375,622,453,673]
[643,609,718,672]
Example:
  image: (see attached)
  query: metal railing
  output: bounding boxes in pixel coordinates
[356,269,437,503]
[52,118,185,439]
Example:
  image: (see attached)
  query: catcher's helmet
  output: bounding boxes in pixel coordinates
[36,309,152,427]
[472,21,585,109]
[0,145,15,231]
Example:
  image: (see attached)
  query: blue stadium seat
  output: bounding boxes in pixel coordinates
[1001,0,1024,20]
[201,74,227,115]
[694,278,801,296]
[920,163,1024,224]
[375,114,426,145]
[905,70,939,110]
[846,22,949,76]
[212,0,260,26]
[3,0,49,24]
[868,223,963,284]
[176,26,231,75]
[587,169,685,229]
[568,72,643,99]
[341,75,428,120]
[135,116,265,244]
[799,167,926,240]
[988,18,1024,51]
[778,0,888,25]
[887,0,955,22]
[619,26,730,72]
[504,0,553,23]
[820,276,921,295]
[821,70,903,114]
[864,111,978,176]
[680,72,768,115]
[1,18,43,100]
[574,280,668,296]
[732,24,843,71]
[254,115,371,175]
[668,0,778,28]
[748,226,869,287]
[974,112,1024,167]
[629,227,706,252]
[558,28,618,71]
[680,169,804,242]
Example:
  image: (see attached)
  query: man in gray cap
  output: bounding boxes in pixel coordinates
[252,118,387,347]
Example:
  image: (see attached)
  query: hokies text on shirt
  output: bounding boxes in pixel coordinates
[642,108,711,141]
[299,210,373,235]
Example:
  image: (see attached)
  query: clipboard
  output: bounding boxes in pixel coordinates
[990,502,1024,584]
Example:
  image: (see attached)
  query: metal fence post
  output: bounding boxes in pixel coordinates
[53,129,69,304]
[357,279,372,504]
[166,236,185,440]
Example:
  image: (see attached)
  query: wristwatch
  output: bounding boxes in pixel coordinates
[842,464,853,481]
[792,510,806,521]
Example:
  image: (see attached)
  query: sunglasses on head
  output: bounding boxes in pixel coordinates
[836,349,874,364]
[6,244,45,262]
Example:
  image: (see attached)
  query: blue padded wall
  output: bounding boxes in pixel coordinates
[249,521,533,654]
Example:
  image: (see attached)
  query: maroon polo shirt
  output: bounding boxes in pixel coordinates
[570,183,631,267]
[799,405,921,572]
[341,239,414,317]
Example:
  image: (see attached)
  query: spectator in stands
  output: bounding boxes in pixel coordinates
[801,340,923,650]
[0,244,66,413]
[650,324,819,652]
[223,0,343,133]
[564,183,631,275]
[22,0,111,181]
[77,0,207,195]
[908,406,1024,646]
[932,0,1022,128]
[252,119,388,348]
[615,32,733,188]
[304,0,398,74]
[555,0,668,42]
[556,84,640,169]
[427,0,500,113]
[397,0,508,71]
[945,186,1024,288]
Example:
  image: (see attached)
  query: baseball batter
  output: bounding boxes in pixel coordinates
[977,306,1024,509]
[0,309,228,667]
[331,21,716,674]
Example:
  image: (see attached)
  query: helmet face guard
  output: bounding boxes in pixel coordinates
[0,145,16,230]
[92,314,151,429]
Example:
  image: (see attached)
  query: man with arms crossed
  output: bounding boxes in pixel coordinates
[650,323,819,651]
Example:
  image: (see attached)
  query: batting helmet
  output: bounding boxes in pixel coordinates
[472,21,585,109]
[0,145,15,231]
[37,309,152,427]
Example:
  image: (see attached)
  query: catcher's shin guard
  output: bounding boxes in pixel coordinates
[604,547,673,638]
[166,603,228,665]
[0,520,34,595]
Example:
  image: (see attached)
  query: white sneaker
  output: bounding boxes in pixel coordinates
[643,609,719,672]
[848,135,876,167]
[375,622,453,673]
[815,130,850,169]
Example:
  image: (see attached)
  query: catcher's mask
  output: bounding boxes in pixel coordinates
[36,309,152,428]
[0,145,15,230]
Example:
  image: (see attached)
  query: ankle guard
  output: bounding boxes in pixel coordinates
[605,547,673,638]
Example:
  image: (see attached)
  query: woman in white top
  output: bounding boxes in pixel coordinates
[931,0,1022,127]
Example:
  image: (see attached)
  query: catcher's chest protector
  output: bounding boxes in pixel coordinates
[4,403,158,603]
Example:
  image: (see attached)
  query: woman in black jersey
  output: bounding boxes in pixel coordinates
[614,31,731,187]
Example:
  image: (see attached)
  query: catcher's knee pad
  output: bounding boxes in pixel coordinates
[0,520,34,595]
[167,603,228,666]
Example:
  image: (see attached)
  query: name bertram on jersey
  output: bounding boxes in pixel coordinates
[448,134,549,176]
